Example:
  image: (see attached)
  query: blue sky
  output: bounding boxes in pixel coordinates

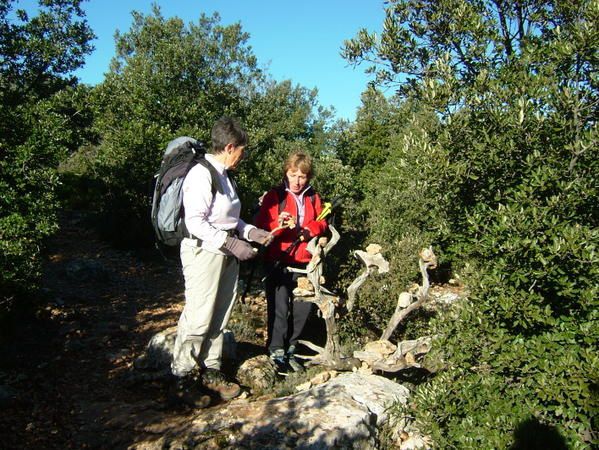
[19,0,386,121]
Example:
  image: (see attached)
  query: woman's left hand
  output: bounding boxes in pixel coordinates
[248,227,274,246]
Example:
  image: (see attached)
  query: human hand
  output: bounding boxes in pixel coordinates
[298,228,312,242]
[248,227,274,246]
[278,212,293,227]
[222,236,257,261]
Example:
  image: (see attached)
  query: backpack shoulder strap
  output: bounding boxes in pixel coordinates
[226,170,238,194]
[306,186,317,208]
[276,184,287,213]
[195,156,224,196]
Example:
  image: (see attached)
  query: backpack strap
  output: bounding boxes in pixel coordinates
[276,184,287,213]
[181,155,228,242]
[226,170,238,195]
[195,156,224,196]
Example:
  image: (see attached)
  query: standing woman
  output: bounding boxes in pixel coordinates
[255,151,328,373]
[170,116,272,407]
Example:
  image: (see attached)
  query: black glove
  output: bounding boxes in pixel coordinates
[248,227,274,246]
[222,236,257,261]
[299,228,312,242]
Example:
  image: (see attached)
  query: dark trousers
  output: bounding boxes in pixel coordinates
[264,263,313,353]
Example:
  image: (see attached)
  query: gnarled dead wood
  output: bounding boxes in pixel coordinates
[380,247,437,341]
[351,335,432,373]
[348,247,437,373]
[289,226,345,367]
[346,244,390,312]
[290,231,437,374]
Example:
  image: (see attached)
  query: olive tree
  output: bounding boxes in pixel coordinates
[343,1,598,447]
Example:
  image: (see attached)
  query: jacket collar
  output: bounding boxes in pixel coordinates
[283,180,313,199]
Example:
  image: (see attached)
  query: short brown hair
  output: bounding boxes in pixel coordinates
[283,151,313,179]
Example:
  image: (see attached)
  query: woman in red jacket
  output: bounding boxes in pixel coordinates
[255,151,328,373]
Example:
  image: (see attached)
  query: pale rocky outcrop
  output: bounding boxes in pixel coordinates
[132,372,410,449]
[133,326,236,372]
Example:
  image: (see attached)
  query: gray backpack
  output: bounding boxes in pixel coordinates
[151,137,226,249]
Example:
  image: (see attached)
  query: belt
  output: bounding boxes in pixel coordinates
[188,228,237,246]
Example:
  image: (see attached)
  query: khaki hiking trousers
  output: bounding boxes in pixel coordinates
[171,239,239,377]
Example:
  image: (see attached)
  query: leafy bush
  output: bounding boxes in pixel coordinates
[0,0,94,313]
[1,88,94,311]
[83,8,346,248]
[343,0,598,446]
[336,101,457,337]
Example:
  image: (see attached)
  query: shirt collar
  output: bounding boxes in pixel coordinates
[205,153,227,174]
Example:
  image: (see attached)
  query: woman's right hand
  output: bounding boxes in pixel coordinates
[277,211,293,227]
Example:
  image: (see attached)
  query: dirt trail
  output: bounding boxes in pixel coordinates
[0,212,205,449]
[0,212,456,449]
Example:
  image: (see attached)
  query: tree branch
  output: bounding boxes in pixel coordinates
[492,0,513,58]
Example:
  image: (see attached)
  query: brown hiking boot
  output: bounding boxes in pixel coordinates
[169,375,211,409]
[201,368,241,401]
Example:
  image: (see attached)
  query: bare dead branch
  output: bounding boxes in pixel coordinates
[380,247,437,340]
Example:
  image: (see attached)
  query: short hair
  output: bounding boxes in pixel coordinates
[211,116,248,153]
[283,151,313,179]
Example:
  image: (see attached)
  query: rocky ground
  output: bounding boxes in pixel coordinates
[0,212,461,449]
[0,212,266,449]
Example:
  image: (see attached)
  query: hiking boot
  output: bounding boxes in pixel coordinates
[286,346,304,373]
[169,376,211,409]
[270,348,289,376]
[201,368,241,401]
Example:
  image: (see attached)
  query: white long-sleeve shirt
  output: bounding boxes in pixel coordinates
[182,154,254,254]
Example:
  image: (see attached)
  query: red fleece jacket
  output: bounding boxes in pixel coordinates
[255,186,328,264]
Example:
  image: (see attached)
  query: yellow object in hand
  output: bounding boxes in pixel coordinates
[316,202,332,221]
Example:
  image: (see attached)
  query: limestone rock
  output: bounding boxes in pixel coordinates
[134,327,236,371]
[236,355,277,393]
[395,337,432,357]
[400,435,430,449]
[133,326,177,370]
[295,380,312,392]
[364,339,396,356]
[140,372,411,450]
[355,340,399,365]
[296,277,313,292]
[365,243,382,254]
[293,276,315,297]
[309,369,338,386]
[418,247,437,267]
[131,373,410,449]
[398,292,413,308]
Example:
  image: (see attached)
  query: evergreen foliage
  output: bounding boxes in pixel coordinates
[344,0,598,446]
[2,1,596,446]
[0,0,94,311]
[82,6,349,246]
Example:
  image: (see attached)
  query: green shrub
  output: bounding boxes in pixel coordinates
[0,0,94,314]
[344,1,598,446]
[1,92,90,310]
[403,147,599,447]
[337,104,457,339]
